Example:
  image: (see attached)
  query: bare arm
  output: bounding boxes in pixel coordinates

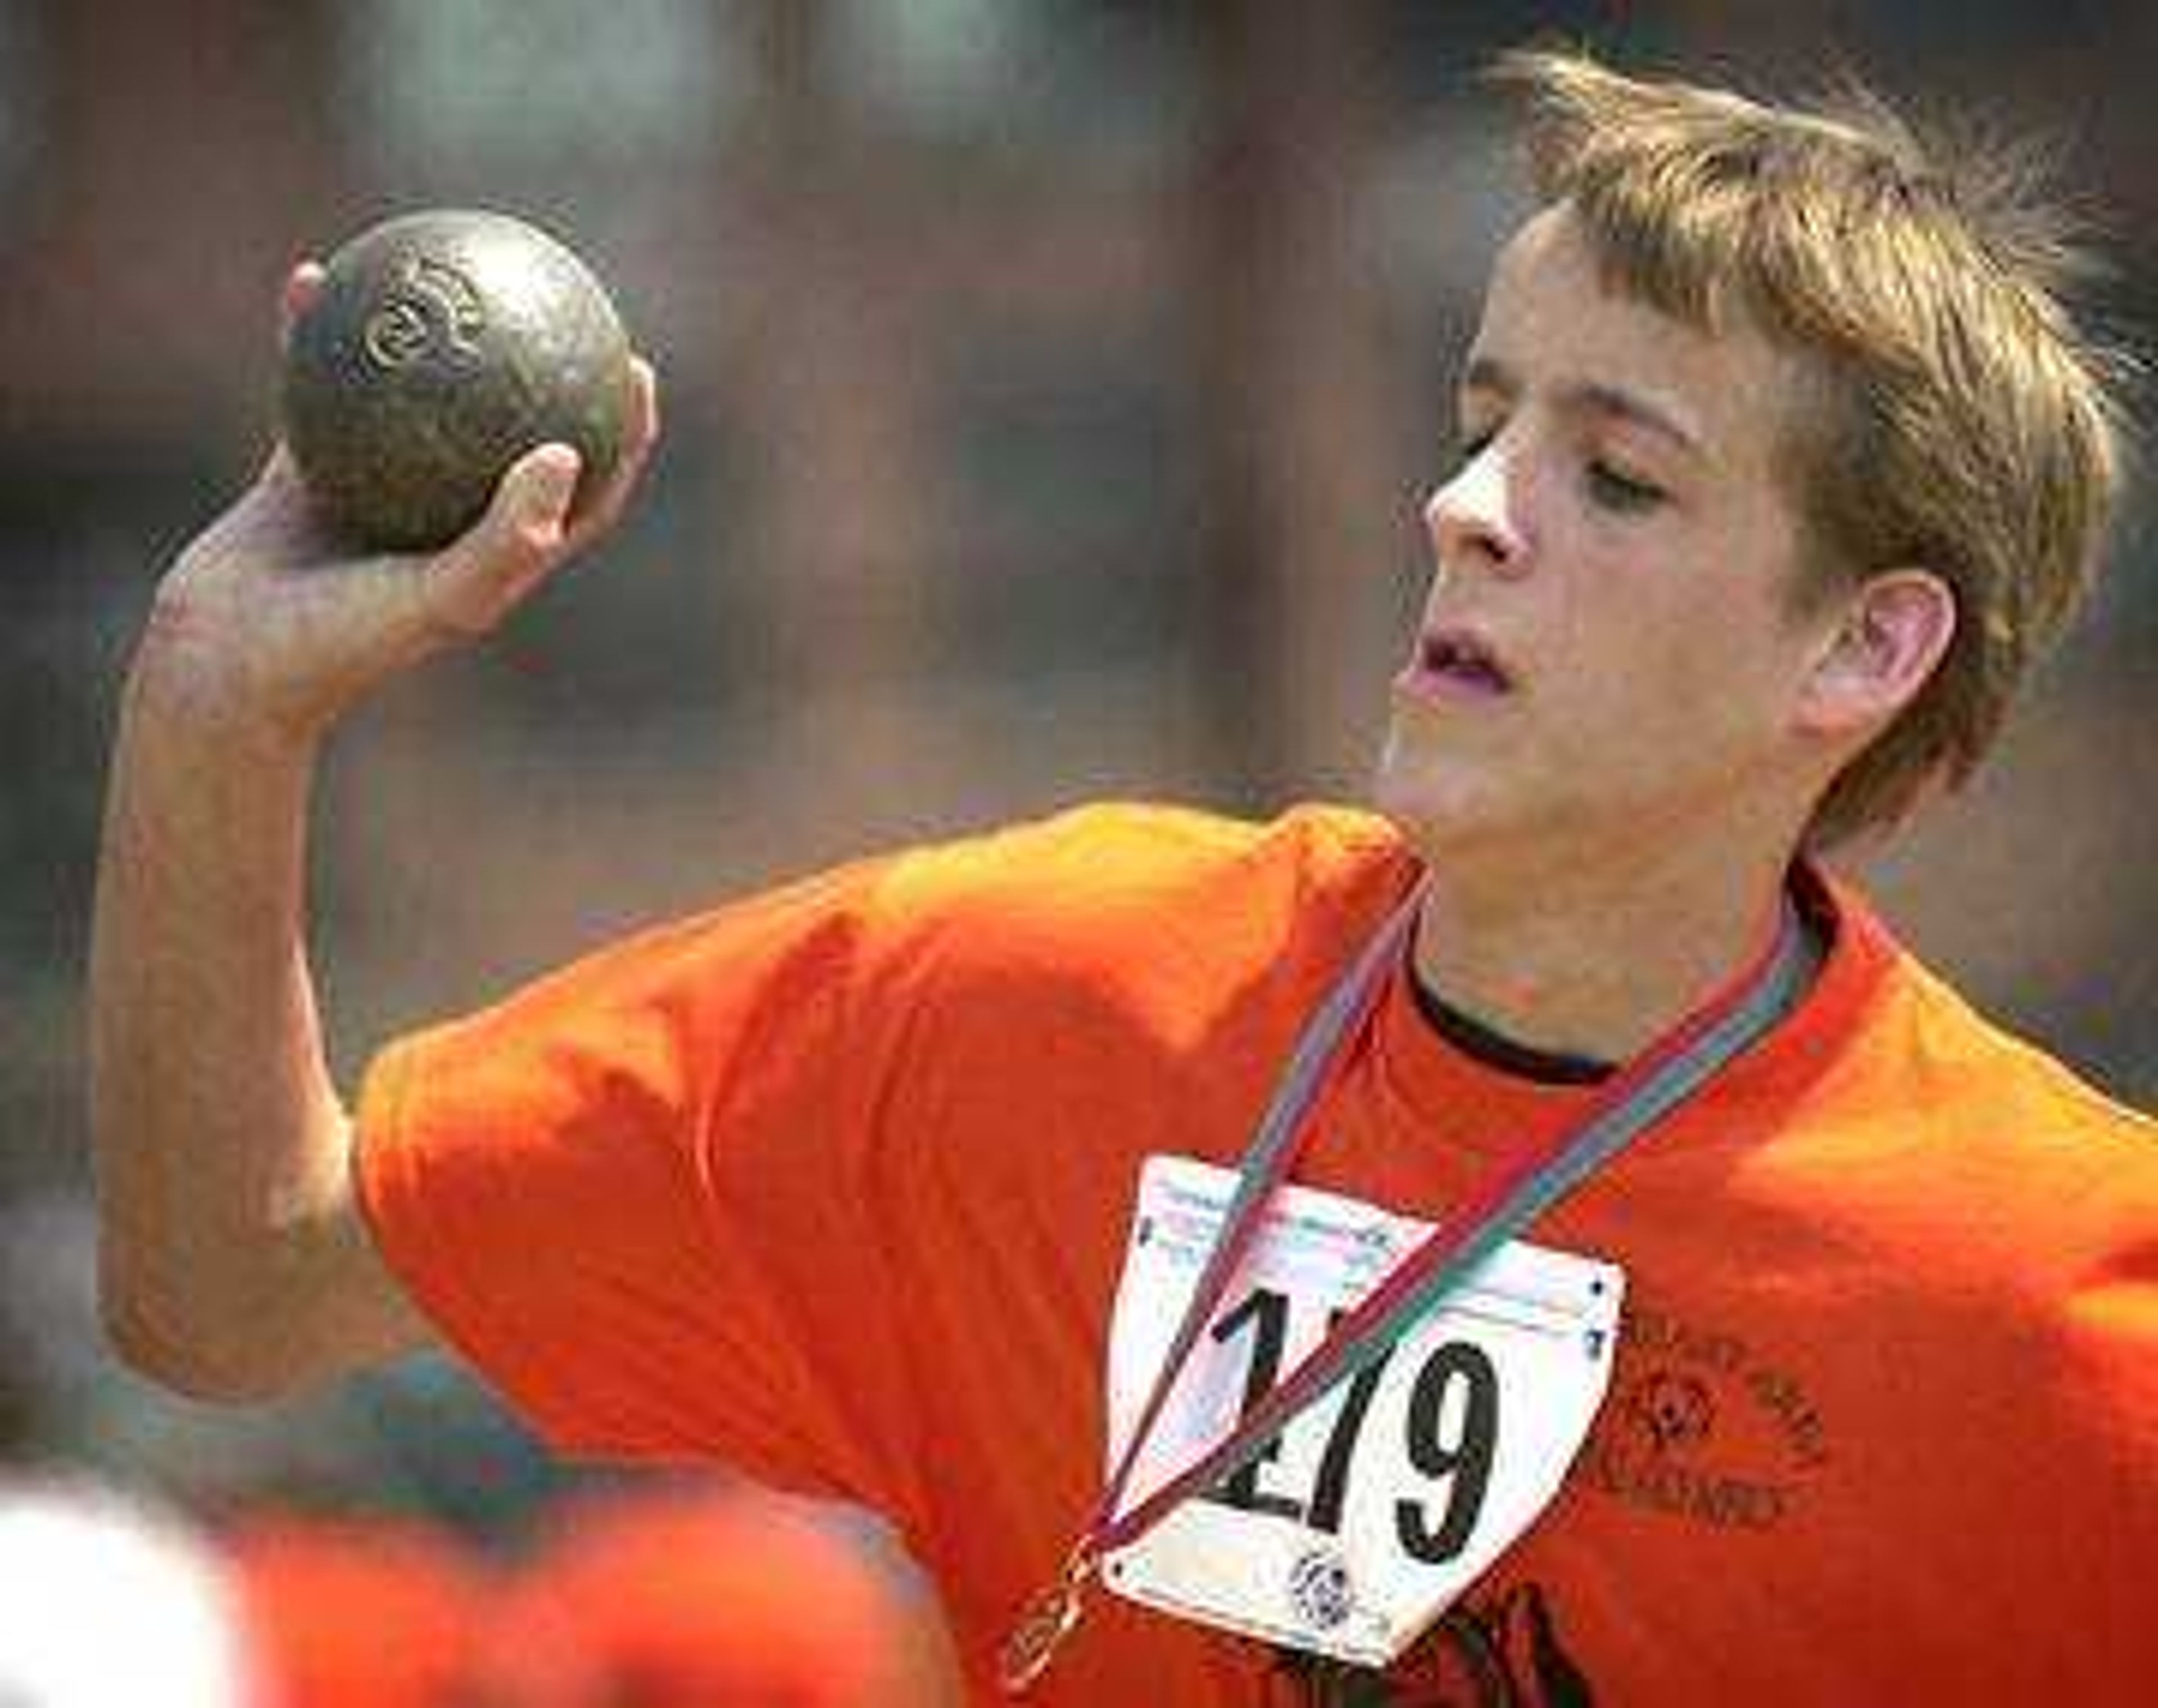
[93,632,430,1397]
[91,264,660,1400]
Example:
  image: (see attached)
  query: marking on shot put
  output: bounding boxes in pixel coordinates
[364,256,487,370]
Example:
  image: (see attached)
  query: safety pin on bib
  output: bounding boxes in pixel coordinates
[998,1540,1100,1695]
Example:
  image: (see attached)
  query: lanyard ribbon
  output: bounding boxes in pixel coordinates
[1000,876,1817,1693]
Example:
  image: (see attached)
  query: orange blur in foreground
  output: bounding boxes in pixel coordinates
[233,1483,962,1707]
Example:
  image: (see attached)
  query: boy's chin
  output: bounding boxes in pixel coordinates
[1366,745,1535,861]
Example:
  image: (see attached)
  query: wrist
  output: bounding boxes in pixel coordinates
[123,624,328,762]
[126,592,337,754]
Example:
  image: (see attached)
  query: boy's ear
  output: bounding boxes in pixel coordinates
[1795,569,1958,739]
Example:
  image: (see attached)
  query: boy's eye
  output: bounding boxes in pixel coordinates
[1586,461,1667,513]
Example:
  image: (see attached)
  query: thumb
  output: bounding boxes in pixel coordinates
[426,444,583,634]
[496,442,582,549]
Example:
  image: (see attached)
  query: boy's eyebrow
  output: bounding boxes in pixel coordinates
[1461,354,1706,460]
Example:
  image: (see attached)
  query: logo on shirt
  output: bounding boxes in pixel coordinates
[1575,1302,1832,1532]
[1625,1370,1715,1453]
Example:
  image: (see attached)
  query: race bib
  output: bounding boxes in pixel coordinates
[1101,1155,1624,1666]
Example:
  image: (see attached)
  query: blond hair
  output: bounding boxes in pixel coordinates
[1491,47,2134,847]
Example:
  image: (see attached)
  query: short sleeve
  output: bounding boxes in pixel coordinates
[355,855,930,1523]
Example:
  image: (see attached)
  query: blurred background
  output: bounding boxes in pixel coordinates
[1,0,2152,1697]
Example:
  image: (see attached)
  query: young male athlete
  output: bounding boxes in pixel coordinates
[91,48,2156,1705]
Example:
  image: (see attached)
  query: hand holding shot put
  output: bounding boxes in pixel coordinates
[148,213,659,741]
[92,213,658,1394]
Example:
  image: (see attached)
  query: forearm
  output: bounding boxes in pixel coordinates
[89,620,413,1396]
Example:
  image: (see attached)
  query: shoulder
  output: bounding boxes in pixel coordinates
[1820,880,2155,1242]
[1879,957,2158,1426]
[1879,932,2152,1162]
[1767,887,2157,1438]
[838,799,1416,1022]
[488,801,1409,1027]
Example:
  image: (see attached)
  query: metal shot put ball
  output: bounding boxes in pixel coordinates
[281,209,633,552]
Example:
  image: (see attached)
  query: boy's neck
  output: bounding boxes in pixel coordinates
[1409,815,1804,1066]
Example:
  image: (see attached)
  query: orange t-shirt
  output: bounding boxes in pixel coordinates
[357,802,2158,1705]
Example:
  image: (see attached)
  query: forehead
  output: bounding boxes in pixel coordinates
[1469,206,1807,473]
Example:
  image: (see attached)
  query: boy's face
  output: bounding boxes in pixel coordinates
[1373,204,1846,862]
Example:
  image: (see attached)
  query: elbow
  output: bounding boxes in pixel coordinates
[97,1247,312,1405]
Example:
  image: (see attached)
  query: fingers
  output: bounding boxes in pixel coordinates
[564,356,660,551]
[244,342,658,648]
[278,261,327,352]
[255,441,306,496]
[423,349,658,634]
[629,353,661,449]
[476,443,581,574]
[415,444,583,639]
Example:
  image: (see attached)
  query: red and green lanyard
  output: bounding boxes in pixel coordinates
[1001,877,1817,1692]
